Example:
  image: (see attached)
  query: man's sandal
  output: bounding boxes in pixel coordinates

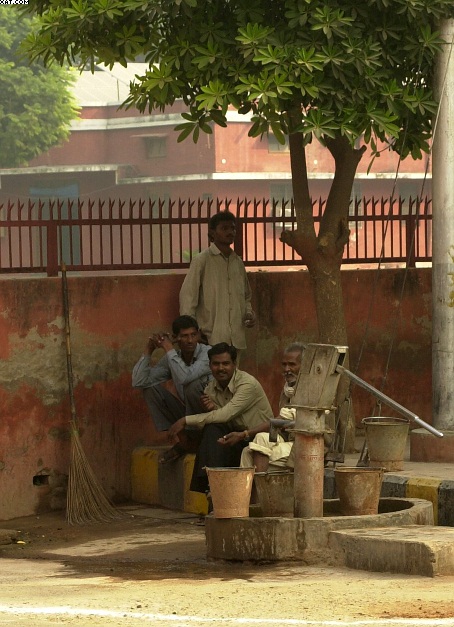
[159,444,186,464]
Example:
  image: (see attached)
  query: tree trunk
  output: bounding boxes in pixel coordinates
[282,133,366,452]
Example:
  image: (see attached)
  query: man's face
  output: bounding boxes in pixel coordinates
[282,350,302,385]
[176,327,200,353]
[210,352,236,387]
[209,220,236,248]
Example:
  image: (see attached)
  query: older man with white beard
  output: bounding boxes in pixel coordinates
[220,343,304,472]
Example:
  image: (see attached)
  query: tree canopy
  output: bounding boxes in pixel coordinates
[24,0,454,162]
[23,0,454,345]
[0,7,78,168]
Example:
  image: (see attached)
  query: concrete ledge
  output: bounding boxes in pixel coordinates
[131,446,208,515]
[410,428,454,463]
[325,467,454,526]
[205,498,434,563]
[330,525,454,576]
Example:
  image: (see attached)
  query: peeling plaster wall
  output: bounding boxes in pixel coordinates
[0,269,431,520]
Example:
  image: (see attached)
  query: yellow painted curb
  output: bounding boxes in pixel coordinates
[183,454,209,515]
[406,477,440,525]
[131,446,161,505]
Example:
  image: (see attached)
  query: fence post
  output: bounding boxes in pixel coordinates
[47,222,59,277]
[406,213,416,268]
[234,217,244,258]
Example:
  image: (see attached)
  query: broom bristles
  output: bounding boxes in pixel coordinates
[66,421,125,525]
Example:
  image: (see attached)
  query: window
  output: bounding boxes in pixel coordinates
[268,135,290,153]
[143,135,167,159]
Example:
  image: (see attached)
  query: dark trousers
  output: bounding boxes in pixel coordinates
[142,377,210,431]
[190,423,246,494]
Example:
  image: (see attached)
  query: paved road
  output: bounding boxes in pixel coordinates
[0,506,453,627]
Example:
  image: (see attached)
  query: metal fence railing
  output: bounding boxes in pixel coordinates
[0,196,432,276]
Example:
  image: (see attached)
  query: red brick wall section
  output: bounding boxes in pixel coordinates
[0,268,431,520]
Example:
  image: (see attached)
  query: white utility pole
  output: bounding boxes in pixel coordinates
[432,20,454,432]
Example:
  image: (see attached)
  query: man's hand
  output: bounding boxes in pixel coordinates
[218,431,247,446]
[148,333,174,353]
[200,394,216,411]
[159,334,174,352]
[168,417,186,442]
[145,336,159,355]
[243,311,256,328]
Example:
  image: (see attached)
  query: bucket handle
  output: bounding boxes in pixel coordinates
[362,417,409,425]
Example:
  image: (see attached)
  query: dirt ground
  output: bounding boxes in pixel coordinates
[0,505,454,626]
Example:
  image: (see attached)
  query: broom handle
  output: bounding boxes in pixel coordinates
[61,262,77,425]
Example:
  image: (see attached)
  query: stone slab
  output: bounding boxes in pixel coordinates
[410,428,454,463]
[330,525,454,577]
[438,480,454,527]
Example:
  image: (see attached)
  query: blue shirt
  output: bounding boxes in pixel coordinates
[132,343,212,401]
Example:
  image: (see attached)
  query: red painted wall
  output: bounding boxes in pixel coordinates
[0,268,431,520]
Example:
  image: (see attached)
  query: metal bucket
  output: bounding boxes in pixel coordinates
[254,471,294,517]
[206,467,254,518]
[363,416,410,471]
[334,467,384,516]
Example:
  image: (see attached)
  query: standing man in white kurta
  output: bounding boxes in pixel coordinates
[179,210,256,351]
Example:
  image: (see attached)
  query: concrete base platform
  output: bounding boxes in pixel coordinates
[330,525,454,577]
[411,428,454,463]
[205,497,433,564]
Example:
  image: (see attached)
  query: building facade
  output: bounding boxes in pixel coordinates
[0,64,431,208]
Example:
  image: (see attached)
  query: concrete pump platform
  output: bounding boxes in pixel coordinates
[205,497,434,564]
[330,525,454,577]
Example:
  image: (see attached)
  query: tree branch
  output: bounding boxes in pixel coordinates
[319,136,366,254]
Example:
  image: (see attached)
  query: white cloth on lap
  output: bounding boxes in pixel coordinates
[240,432,292,468]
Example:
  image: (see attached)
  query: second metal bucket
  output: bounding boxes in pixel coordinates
[254,471,294,517]
[334,467,384,516]
[363,416,410,471]
[206,467,255,518]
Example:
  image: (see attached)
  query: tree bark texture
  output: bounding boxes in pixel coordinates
[281,134,366,452]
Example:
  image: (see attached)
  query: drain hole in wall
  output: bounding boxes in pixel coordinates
[33,475,50,486]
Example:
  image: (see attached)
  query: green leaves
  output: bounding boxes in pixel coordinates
[23,0,454,161]
[0,7,78,167]
[311,5,354,40]
[304,109,338,140]
[174,111,217,143]
[195,80,229,111]
[138,64,184,103]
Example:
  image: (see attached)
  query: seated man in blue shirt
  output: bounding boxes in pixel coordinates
[132,315,212,463]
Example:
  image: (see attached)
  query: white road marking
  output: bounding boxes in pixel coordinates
[0,606,453,626]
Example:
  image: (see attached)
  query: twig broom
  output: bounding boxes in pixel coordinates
[62,262,124,525]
